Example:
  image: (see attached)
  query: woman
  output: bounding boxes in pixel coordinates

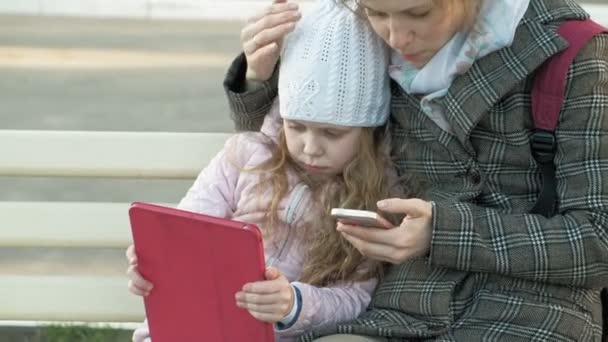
[223,0,608,340]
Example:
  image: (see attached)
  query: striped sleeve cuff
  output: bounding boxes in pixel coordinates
[275,284,302,330]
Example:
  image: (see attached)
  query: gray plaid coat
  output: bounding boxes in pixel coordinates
[223,0,608,340]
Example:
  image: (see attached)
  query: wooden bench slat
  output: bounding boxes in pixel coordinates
[0,201,170,248]
[0,130,231,179]
[0,275,144,322]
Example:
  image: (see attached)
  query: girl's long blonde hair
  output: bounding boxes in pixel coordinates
[249,125,417,287]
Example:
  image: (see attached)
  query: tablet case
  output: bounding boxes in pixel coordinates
[129,202,274,342]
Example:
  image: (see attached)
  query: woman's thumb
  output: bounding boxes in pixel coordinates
[377,198,428,216]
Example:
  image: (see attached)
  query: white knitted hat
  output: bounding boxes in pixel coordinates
[278,0,390,127]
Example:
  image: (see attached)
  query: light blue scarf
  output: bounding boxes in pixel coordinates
[388,0,530,132]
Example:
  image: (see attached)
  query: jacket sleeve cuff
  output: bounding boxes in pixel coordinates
[275,284,302,331]
[223,53,279,132]
[429,199,500,274]
[428,198,470,269]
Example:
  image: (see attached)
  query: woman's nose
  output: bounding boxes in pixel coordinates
[388,21,414,51]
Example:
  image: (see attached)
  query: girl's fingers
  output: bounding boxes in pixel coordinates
[126,265,153,291]
[235,292,278,305]
[128,280,151,297]
[237,299,291,323]
[247,310,284,323]
[125,244,137,264]
[236,300,289,315]
[242,278,287,294]
[235,288,290,305]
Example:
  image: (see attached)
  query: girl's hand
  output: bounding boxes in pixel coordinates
[126,244,154,296]
[241,0,301,81]
[235,267,294,323]
[337,198,433,264]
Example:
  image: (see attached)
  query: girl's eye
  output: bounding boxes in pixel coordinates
[324,130,344,138]
[288,124,304,131]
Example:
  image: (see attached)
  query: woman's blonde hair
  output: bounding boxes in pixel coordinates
[438,0,481,31]
[248,126,416,287]
[347,0,482,32]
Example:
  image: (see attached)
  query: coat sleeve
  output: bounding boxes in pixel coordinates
[275,277,377,337]
[223,53,279,132]
[429,33,608,288]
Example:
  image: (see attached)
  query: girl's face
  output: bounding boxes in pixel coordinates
[359,0,467,68]
[283,119,363,177]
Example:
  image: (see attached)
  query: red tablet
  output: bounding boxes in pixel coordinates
[129,202,274,342]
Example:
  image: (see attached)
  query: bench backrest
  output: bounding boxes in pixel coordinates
[0,130,231,323]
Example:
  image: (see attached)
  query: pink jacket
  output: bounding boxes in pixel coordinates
[133,108,377,342]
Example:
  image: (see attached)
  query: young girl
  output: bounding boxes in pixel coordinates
[126,1,410,340]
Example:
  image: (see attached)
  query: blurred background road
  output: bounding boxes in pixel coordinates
[0,0,605,321]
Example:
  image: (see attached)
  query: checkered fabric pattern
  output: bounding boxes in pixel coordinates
[223,0,608,340]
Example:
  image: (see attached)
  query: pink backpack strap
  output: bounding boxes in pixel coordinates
[532,19,608,131]
[530,21,608,339]
[530,19,607,218]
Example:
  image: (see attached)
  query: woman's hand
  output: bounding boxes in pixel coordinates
[337,198,433,264]
[241,0,301,81]
[235,267,294,323]
[126,244,154,296]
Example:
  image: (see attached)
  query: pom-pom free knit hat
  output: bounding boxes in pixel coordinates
[278,0,390,127]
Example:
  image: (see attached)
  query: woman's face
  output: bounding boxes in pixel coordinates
[359,0,467,68]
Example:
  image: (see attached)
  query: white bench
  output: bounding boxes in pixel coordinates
[0,130,231,324]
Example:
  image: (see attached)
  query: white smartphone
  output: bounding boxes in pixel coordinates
[331,208,392,229]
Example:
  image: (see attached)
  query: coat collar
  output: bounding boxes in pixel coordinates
[437,0,589,155]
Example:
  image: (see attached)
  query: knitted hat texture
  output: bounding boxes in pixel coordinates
[278,0,390,127]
